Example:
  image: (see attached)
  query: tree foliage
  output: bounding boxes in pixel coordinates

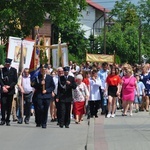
[138,0,150,57]
[60,22,88,63]
[95,0,150,64]
[0,0,87,42]
[0,45,6,65]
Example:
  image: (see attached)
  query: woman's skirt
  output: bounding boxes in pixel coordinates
[108,85,118,97]
[73,101,85,116]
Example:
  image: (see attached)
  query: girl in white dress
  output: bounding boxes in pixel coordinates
[89,70,102,118]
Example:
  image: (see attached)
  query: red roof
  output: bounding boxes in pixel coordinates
[86,0,110,12]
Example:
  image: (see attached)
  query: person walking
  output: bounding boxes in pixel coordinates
[89,69,102,118]
[121,66,139,116]
[134,73,145,113]
[49,70,57,122]
[140,65,150,111]
[17,68,34,124]
[98,62,109,115]
[32,64,55,128]
[0,58,17,126]
[56,66,77,128]
[54,67,63,126]
[106,66,121,118]
[72,74,89,124]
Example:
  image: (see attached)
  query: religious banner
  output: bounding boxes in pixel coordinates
[86,53,114,63]
[52,43,68,69]
[7,36,35,72]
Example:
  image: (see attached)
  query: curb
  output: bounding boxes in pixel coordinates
[85,118,95,150]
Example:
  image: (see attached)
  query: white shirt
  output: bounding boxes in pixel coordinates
[89,77,102,101]
[53,75,58,94]
[98,69,108,90]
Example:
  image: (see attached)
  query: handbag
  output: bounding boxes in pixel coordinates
[123,76,133,89]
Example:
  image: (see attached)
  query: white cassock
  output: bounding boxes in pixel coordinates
[89,77,102,101]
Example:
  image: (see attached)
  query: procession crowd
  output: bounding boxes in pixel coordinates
[0,58,150,129]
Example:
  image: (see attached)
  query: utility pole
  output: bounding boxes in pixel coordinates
[103,8,106,54]
[138,20,142,64]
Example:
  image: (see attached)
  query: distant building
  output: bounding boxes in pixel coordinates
[79,0,109,38]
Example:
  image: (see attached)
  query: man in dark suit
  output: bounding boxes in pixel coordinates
[56,66,77,128]
[0,58,17,126]
[32,64,55,128]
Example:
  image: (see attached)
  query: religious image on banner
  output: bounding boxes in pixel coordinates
[44,37,50,63]
[52,43,68,69]
[7,36,35,72]
[14,46,27,64]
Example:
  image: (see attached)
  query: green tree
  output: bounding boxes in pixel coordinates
[110,0,137,24]
[96,0,144,64]
[0,45,6,65]
[60,22,88,63]
[0,0,87,43]
[138,0,150,57]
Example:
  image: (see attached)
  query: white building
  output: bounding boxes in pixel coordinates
[79,0,109,39]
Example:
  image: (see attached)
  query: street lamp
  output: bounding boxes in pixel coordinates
[103,13,115,54]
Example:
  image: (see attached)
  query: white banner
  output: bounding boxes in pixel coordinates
[52,43,68,69]
[7,36,35,72]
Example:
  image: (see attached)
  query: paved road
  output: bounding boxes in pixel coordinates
[0,116,89,150]
[1,109,150,150]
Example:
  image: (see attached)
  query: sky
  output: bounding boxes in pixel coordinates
[93,0,139,10]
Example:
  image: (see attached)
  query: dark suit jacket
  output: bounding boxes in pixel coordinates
[32,73,55,99]
[0,67,17,95]
[57,75,77,102]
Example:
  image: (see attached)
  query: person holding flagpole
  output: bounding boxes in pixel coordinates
[32,64,55,128]
[17,68,34,124]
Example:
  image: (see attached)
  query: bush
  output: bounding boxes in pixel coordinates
[115,55,121,64]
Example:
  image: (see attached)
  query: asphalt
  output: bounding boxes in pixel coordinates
[0,109,150,150]
[87,109,150,150]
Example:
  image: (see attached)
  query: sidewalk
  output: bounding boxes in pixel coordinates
[86,112,107,150]
[87,109,150,150]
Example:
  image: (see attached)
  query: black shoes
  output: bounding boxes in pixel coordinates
[65,125,69,128]
[17,119,23,124]
[6,122,10,126]
[51,118,57,122]
[95,115,98,118]
[24,120,29,124]
[101,111,106,115]
[42,124,46,129]
[59,124,69,128]
[17,118,29,124]
[36,124,41,127]
[59,125,63,128]
[0,121,5,125]
[0,121,10,126]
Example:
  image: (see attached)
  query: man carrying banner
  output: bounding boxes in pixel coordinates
[17,68,34,124]
[0,58,17,126]
[32,64,55,128]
